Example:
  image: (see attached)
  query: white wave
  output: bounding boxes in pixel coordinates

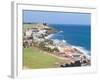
[59,30,63,33]
[45,34,55,39]
[51,39,69,45]
[62,40,66,43]
[45,30,63,39]
[51,39,61,43]
[52,39,66,44]
[72,45,91,59]
[56,30,63,34]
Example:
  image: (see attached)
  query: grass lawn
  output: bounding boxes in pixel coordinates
[23,24,34,29]
[23,47,63,69]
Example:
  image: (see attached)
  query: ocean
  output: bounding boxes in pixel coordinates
[48,24,91,55]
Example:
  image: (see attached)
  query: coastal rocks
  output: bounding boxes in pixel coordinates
[23,23,91,67]
[60,59,90,67]
[60,60,81,67]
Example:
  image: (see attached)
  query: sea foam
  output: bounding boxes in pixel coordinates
[72,46,90,59]
[45,34,55,39]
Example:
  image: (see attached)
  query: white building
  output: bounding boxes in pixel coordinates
[25,29,32,37]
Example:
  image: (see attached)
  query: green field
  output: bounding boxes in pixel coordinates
[23,24,35,29]
[23,47,63,69]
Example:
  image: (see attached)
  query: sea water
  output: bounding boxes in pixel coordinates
[48,24,91,55]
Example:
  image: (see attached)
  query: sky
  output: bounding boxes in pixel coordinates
[23,10,91,25]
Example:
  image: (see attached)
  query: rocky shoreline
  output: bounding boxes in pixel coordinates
[23,23,91,67]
